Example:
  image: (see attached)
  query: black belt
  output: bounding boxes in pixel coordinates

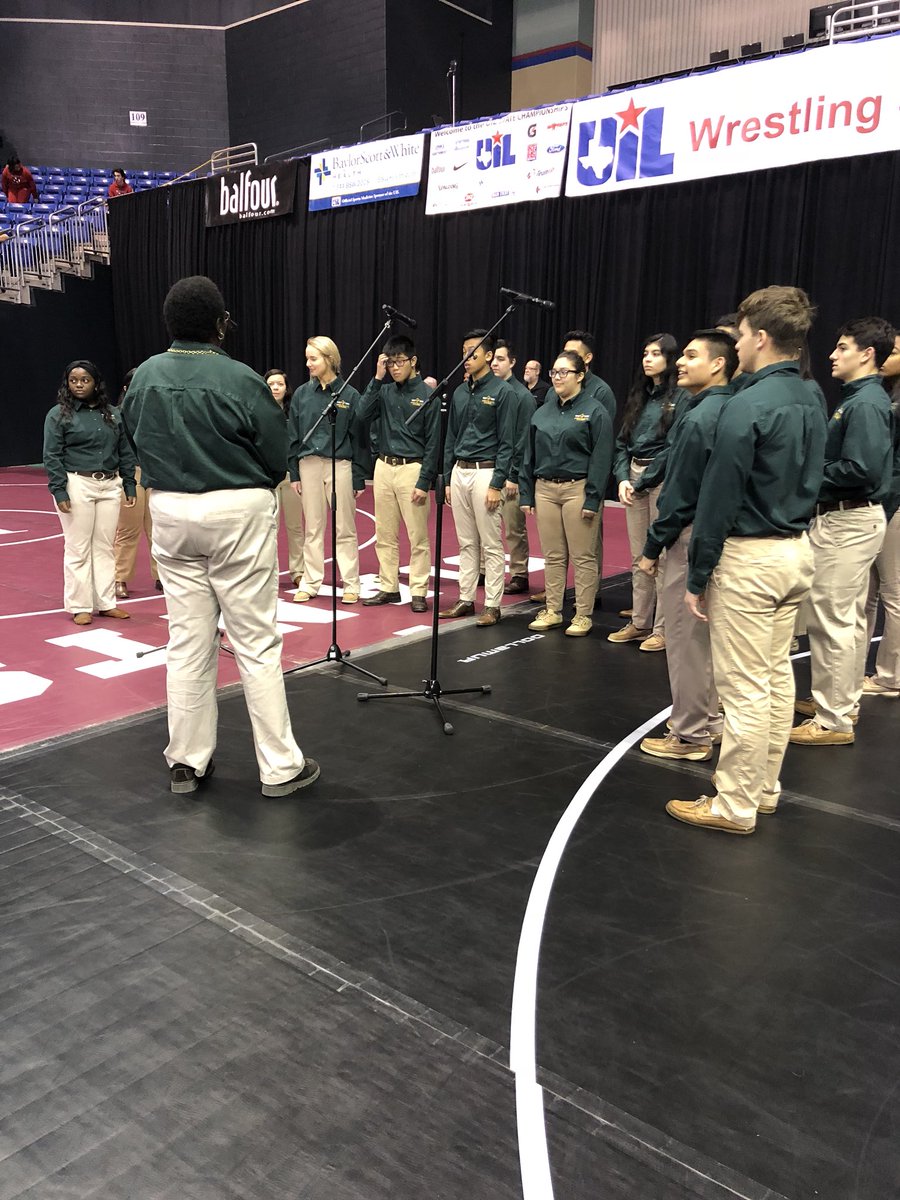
[632,457,654,467]
[537,475,580,484]
[456,459,495,470]
[816,498,877,515]
[74,470,117,480]
[378,454,422,466]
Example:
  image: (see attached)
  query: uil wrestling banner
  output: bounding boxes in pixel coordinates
[307,134,425,211]
[566,35,899,198]
[425,104,572,215]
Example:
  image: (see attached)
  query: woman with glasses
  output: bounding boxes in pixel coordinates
[288,337,366,604]
[609,333,688,651]
[265,368,305,590]
[519,351,614,637]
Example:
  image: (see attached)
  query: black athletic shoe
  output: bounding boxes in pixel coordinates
[261,758,321,797]
[170,759,215,795]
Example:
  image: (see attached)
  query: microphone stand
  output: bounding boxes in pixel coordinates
[357,303,520,734]
[285,319,393,686]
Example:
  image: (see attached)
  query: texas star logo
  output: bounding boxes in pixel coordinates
[476,131,516,170]
[577,97,674,187]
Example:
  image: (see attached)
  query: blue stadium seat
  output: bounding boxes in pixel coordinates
[33,203,55,214]
[156,172,178,182]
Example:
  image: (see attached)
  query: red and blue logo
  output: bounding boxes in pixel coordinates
[576,98,674,186]
[476,132,517,170]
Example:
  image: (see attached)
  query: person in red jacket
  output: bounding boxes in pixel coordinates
[107,168,134,198]
[2,157,38,203]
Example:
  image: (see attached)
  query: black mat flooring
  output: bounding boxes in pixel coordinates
[1,592,898,1199]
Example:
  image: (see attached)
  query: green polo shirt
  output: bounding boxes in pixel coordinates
[357,374,440,492]
[687,361,827,594]
[518,389,614,512]
[444,370,515,491]
[818,374,892,505]
[613,386,690,482]
[288,377,366,490]
[582,371,616,425]
[122,342,286,492]
[43,399,137,503]
[642,385,733,559]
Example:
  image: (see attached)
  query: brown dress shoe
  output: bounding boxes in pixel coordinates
[115,581,128,599]
[72,612,92,626]
[363,591,402,606]
[504,575,529,594]
[439,600,475,619]
[411,596,428,613]
[475,607,501,626]
[99,607,130,619]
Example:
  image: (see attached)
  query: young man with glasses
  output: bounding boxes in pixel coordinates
[358,336,439,613]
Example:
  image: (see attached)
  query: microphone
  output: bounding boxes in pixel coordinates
[500,287,555,310]
[382,303,417,329]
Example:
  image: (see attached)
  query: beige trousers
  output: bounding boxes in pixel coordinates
[626,463,664,634]
[534,479,599,617]
[297,456,359,595]
[373,459,431,595]
[808,505,886,731]
[502,490,529,578]
[57,471,122,613]
[149,488,305,786]
[660,525,721,744]
[450,465,505,607]
[276,473,305,582]
[706,534,815,825]
[114,465,158,583]
[865,509,900,689]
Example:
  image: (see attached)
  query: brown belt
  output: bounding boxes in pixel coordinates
[816,498,877,515]
[378,454,422,466]
[456,459,495,470]
[74,470,118,480]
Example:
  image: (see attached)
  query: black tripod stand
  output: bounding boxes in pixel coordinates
[357,303,520,733]
[286,319,395,686]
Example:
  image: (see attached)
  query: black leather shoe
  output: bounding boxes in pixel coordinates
[504,575,529,594]
[170,759,215,795]
[261,758,321,797]
[476,607,501,626]
[363,591,402,606]
[411,596,428,613]
[439,600,476,619]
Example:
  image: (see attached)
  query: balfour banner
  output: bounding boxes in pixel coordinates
[205,162,296,226]
[425,104,572,215]
[307,135,426,211]
[565,36,899,198]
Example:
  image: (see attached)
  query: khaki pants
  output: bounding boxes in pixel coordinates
[373,458,431,595]
[594,505,605,596]
[502,490,529,578]
[114,465,158,583]
[57,471,122,613]
[297,456,359,595]
[661,525,720,744]
[534,479,599,618]
[626,462,664,634]
[808,505,886,731]
[865,509,900,689]
[149,488,305,787]
[706,534,815,826]
[450,465,504,607]
[276,473,305,582]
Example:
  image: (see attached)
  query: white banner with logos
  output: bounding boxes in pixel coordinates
[426,104,572,215]
[566,35,899,198]
[308,134,425,211]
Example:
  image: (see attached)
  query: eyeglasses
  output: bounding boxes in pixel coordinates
[385,357,410,368]
[549,368,576,379]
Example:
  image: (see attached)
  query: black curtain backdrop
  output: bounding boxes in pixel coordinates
[108,152,900,412]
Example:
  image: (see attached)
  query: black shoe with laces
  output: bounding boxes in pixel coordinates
[261,758,321,797]
[169,760,215,795]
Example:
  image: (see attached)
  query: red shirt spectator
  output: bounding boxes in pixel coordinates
[2,158,38,203]
[108,169,134,198]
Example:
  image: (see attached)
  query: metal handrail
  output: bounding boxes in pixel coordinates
[210,142,258,174]
[359,111,407,142]
[829,0,900,41]
[264,138,333,163]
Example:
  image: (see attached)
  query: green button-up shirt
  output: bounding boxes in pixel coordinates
[518,389,614,512]
[687,362,827,594]
[444,370,515,491]
[122,342,286,492]
[818,374,892,505]
[614,386,690,482]
[502,373,537,484]
[288,377,366,490]
[43,399,137,503]
[582,371,617,425]
[642,385,733,559]
[357,374,440,492]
